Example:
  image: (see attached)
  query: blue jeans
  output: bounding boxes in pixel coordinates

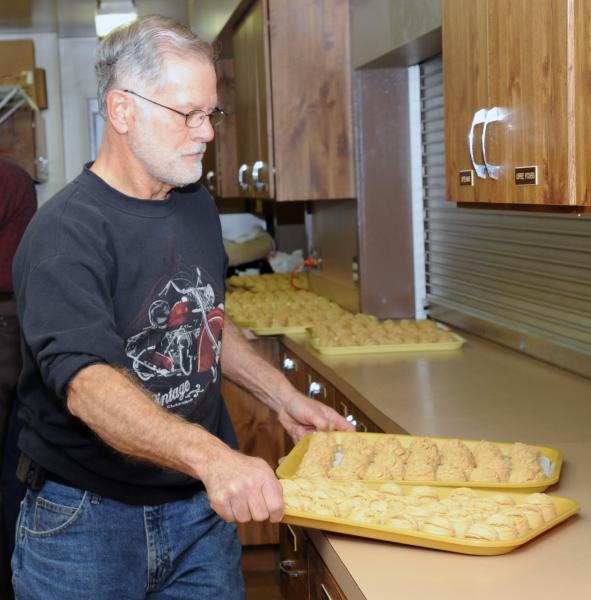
[12,481,245,600]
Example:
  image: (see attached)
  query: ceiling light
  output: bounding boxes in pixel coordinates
[95,0,138,38]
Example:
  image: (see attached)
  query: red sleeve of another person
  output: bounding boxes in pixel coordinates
[0,160,37,294]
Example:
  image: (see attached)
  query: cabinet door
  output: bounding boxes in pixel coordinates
[487,0,570,205]
[233,5,258,197]
[279,523,309,600]
[443,0,491,202]
[334,389,382,433]
[214,58,240,198]
[308,542,347,600]
[304,365,335,410]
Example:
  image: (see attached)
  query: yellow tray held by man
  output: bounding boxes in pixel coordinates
[276,432,563,493]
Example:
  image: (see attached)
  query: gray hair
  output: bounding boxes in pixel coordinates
[95,15,214,117]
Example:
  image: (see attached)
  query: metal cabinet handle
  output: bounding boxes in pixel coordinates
[252,160,267,191]
[279,559,305,578]
[320,583,334,600]
[468,108,488,179]
[482,106,507,180]
[338,401,348,418]
[357,421,367,432]
[308,381,322,398]
[346,414,358,428]
[206,170,216,193]
[238,163,250,191]
[282,357,295,371]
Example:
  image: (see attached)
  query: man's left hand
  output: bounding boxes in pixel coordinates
[277,390,355,443]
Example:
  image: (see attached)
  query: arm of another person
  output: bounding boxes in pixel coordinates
[67,364,283,524]
[220,317,355,441]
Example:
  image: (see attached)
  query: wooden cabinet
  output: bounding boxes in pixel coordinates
[334,389,382,433]
[304,365,335,410]
[443,0,591,206]
[308,542,347,600]
[203,58,240,199]
[279,523,309,600]
[231,0,355,201]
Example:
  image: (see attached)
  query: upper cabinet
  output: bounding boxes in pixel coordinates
[230,0,356,201]
[443,0,591,207]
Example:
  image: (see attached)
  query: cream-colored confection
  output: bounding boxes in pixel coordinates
[469,466,501,483]
[509,464,546,483]
[436,465,468,482]
[404,506,433,525]
[280,479,300,495]
[348,507,376,523]
[383,514,419,531]
[510,442,540,464]
[499,509,530,536]
[473,440,504,465]
[480,457,511,482]
[514,504,545,529]
[420,516,455,537]
[487,493,516,508]
[409,486,439,501]
[524,493,557,522]
[408,438,439,463]
[449,487,478,502]
[379,483,404,496]
[486,515,520,540]
[284,496,307,511]
[465,523,499,541]
[447,511,474,538]
[363,463,391,480]
[404,462,436,481]
[440,439,476,468]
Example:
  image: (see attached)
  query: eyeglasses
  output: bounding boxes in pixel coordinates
[123,89,226,128]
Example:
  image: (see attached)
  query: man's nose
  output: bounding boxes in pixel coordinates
[190,119,215,142]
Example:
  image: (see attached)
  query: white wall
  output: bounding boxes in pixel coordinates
[58,37,98,181]
[0,31,66,204]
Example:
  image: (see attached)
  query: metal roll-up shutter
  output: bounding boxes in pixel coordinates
[419,55,591,377]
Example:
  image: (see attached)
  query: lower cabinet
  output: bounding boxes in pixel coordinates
[279,524,347,600]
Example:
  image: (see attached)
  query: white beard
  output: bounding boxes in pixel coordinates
[127,122,205,188]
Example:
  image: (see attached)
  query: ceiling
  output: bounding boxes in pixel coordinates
[0,0,190,37]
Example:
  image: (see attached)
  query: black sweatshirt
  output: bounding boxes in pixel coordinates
[12,165,237,504]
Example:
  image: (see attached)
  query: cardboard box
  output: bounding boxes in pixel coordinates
[0,39,43,107]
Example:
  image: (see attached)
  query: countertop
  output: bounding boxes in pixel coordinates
[281,331,591,599]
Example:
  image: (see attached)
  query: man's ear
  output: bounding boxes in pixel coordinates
[105,89,133,134]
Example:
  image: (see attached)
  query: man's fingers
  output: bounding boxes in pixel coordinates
[262,478,284,523]
[229,495,253,523]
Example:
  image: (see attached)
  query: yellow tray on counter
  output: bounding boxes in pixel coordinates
[250,324,309,336]
[276,432,563,493]
[308,333,466,355]
[282,487,580,556]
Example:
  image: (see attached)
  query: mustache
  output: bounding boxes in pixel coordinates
[182,144,207,156]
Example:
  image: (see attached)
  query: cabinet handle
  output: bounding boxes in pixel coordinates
[282,357,296,371]
[206,170,216,193]
[320,583,334,600]
[287,523,298,552]
[308,381,323,398]
[346,414,358,428]
[482,106,507,180]
[357,421,367,432]
[238,163,250,191]
[279,559,305,578]
[252,160,268,191]
[339,401,348,418]
[468,109,488,179]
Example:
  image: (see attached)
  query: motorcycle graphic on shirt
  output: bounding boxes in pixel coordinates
[125,267,224,385]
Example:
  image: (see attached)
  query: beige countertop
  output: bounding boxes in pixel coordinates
[281,332,591,599]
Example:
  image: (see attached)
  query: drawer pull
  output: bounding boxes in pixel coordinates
[282,357,296,371]
[357,421,367,432]
[320,583,334,600]
[287,523,298,552]
[308,381,323,398]
[339,401,348,417]
[346,414,358,428]
[279,559,305,578]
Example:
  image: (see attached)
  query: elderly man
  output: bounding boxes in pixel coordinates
[11,15,352,600]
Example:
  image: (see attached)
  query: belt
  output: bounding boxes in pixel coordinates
[16,453,74,491]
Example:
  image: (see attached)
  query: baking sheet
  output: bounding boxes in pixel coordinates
[250,324,309,336]
[276,432,563,493]
[281,487,580,556]
[308,333,466,355]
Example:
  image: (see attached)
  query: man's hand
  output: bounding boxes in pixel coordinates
[200,444,284,524]
[277,390,356,443]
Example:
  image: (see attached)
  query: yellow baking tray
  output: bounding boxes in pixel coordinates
[281,487,580,556]
[308,333,466,355]
[250,324,309,336]
[276,432,563,493]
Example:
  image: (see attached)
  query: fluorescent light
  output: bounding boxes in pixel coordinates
[95,0,138,38]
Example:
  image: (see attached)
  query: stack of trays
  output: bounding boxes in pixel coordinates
[276,433,579,555]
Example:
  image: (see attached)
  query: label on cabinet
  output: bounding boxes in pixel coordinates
[515,166,538,185]
[459,170,474,186]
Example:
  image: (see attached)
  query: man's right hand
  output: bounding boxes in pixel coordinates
[200,445,284,524]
